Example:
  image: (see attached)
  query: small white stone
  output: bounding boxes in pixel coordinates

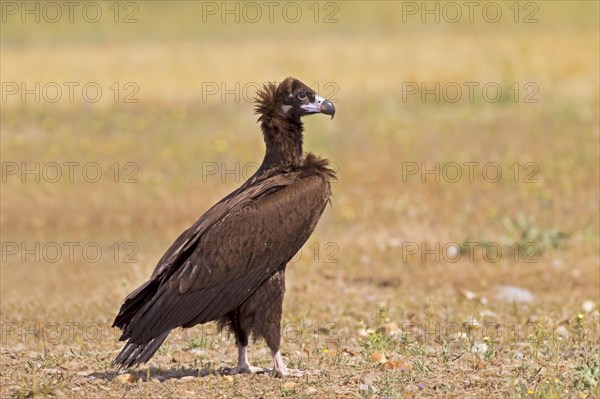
[446,244,460,259]
[464,318,480,329]
[359,383,378,394]
[462,290,478,300]
[583,300,595,313]
[471,343,488,357]
[360,373,378,385]
[190,348,206,356]
[555,326,569,340]
[551,258,563,269]
[480,309,498,319]
[494,285,534,303]
[43,368,61,375]
[388,237,401,247]
[357,328,368,338]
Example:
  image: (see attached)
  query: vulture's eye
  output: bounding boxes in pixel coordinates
[297,92,307,100]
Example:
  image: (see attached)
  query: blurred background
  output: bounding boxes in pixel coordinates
[1,1,599,398]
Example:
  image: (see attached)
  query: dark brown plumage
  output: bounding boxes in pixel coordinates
[112,77,336,377]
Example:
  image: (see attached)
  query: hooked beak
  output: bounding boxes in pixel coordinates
[300,95,336,119]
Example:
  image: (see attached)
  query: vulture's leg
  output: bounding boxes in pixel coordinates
[224,345,265,374]
[223,314,264,374]
[227,268,320,377]
[257,269,321,377]
[271,350,320,377]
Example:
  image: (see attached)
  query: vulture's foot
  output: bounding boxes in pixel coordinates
[271,350,321,377]
[223,346,268,375]
[223,365,267,375]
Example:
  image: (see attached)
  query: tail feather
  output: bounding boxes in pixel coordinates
[113,331,170,369]
[112,279,158,334]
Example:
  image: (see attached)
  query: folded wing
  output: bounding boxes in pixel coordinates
[113,172,331,346]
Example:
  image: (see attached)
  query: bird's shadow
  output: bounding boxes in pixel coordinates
[88,365,251,382]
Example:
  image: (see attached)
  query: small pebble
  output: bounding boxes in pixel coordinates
[369,352,387,364]
[480,309,498,320]
[114,373,136,384]
[43,368,61,375]
[382,359,413,371]
[446,244,460,259]
[356,328,369,337]
[464,318,480,329]
[190,348,206,356]
[361,372,378,385]
[494,285,534,303]
[471,343,488,357]
[461,290,478,301]
[583,300,595,313]
[555,326,569,340]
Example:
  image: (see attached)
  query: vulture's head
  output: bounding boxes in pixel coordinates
[255,77,336,124]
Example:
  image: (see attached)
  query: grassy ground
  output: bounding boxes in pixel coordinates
[1,1,599,398]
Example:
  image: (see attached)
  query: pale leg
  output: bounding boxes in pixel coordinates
[271,350,321,377]
[224,346,266,375]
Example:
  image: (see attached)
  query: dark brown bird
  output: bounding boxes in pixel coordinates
[112,77,336,377]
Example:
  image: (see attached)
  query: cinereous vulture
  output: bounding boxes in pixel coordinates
[113,77,336,377]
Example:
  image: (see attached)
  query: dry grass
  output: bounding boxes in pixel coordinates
[1,2,599,398]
